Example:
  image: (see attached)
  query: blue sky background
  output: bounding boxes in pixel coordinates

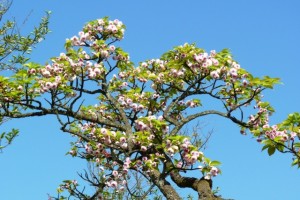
[1,0,300,199]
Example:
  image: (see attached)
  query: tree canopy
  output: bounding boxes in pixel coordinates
[1,9,300,200]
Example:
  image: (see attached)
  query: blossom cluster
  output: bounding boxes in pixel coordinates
[202,166,219,180]
[21,17,130,96]
[165,137,204,167]
[70,18,125,47]
[264,125,295,142]
[117,95,145,112]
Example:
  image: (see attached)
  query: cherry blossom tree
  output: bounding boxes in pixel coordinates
[1,17,300,200]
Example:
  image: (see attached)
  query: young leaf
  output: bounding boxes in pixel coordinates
[268,146,276,156]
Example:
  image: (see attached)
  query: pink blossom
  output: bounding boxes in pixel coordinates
[194,53,208,63]
[118,96,125,102]
[167,148,174,154]
[118,71,126,79]
[186,100,196,108]
[17,85,23,91]
[191,155,198,162]
[142,156,148,161]
[78,31,84,37]
[141,146,147,152]
[86,61,93,67]
[282,133,289,142]
[153,93,160,99]
[41,69,51,77]
[45,64,52,71]
[204,59,212,67]
[210,71,220,79]
[181,143,188,150]
[176,161,183,168]
[121,82,128,87]
[210,50,216,57]
[70,36,79,45]
[125,157,131,163]
[97,143,103,150]
[141,62,148,68]
[104,137,111,145]
[212,58,219,66]
[290,132,297,140]
[120,137,126,143]
[148,134,155,140]
[126,98,132,105]
[28,68,36,75]
[110,181,118,188]
[136,160,142,166]
[52,82,58,89]
[210,166,219,176]
[123,168,128,174]
[121,143,128,149]
[85,144,92,154]
[177,70,185,76]
[101,128,108,135]
[191,151,200,157]
[97,26,103,33]
[98,19,104,25]
[138,104,144,111]
[94,68,101,75]
[112,170,118,177]
[45,82,53,89]
[263,124,270,129]
[229,68,238,78]
[100,50,109,58]
[110,131,117,137]
[107,24,118,33]
[109,45,116,52]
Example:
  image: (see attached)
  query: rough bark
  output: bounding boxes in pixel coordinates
[170,171,221,200]
[148,169,182,200]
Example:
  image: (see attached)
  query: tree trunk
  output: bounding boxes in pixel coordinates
[148,169,182,200]
[170,171,221,200]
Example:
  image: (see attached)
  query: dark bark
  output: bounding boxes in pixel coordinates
[148,169,182,200]
[170,171,221,200]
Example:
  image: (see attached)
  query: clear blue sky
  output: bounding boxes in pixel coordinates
[1,0,300,199]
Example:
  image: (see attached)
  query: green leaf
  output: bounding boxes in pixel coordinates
[276,144,284,152]
[293,143,300,148]
[267,146,276,156]
[261,144,269,151]
[204,157,211,165]
[291,158,299,167]
[210,160,221,166]
[64,39,72,49]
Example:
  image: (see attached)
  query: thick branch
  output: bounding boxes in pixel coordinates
[170,109,249,136]
[170,171,220,200]
[4,105,126,131]
[148,169,182,200]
